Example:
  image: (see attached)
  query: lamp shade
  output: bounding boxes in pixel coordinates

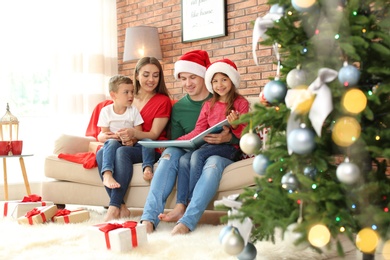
[123,26,162,62]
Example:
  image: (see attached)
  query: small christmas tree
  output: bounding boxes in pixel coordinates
[235,0,390,257]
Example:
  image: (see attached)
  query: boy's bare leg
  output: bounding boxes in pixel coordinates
[102,171,121,188]
[143,166,154,181]
[104,205,120,222]
[120,204,131,218]
[142,220,154,234]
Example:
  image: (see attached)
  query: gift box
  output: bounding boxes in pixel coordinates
[52,208,90,224]
[0,194,54,218]
[88,221,147,252]
[17,205,58,225]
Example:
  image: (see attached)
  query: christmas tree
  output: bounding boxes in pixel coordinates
[230,0,390,258]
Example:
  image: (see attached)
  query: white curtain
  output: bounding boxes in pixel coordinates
[0,0,117,183]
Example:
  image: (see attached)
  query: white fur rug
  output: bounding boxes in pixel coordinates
[0,206,360,260]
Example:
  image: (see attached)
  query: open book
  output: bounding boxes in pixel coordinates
[138,119,230,149]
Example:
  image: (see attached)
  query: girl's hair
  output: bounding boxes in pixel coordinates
[209,72,242,116]
[133,57,170,97]
[109,75,133,92]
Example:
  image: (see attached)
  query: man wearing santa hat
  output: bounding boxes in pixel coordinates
[140,50,238,234]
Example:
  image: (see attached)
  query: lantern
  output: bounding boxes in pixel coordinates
[0,103,19,155]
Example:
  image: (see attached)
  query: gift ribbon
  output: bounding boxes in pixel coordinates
[21,194,42,202]
[25,208,46,225]
[285,68,337,154]
[97,221,138,249]
[3,195,46,217]
[3,202,8,217]
[252,12,283,65]
[52,209,84,223]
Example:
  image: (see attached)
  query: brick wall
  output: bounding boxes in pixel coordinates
[116,0,274,100]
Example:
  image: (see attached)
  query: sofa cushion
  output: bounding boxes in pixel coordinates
[44,155,153,187]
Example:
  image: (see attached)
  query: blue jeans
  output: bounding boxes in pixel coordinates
[178,155,233,231]
[140,147,189,228]
[177,144,238,204]
[141,138,161,172]
[96,143,143,208]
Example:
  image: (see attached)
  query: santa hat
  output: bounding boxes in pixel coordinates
[205,59,241,93]
[174,50,211,79]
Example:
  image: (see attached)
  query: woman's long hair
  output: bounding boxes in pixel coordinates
[133,57,170,97]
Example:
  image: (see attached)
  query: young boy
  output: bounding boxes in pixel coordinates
[97,75,145,188]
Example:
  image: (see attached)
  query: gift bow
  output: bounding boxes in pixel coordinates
[252,12,283,65]
[285,68,337,154]
[25,208,46,225]
[22,194,42,203]
[97,221,138,249]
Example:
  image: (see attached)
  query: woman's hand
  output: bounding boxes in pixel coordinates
[204,125,232,144]
[117,128,135,143]
[98,131,120,143]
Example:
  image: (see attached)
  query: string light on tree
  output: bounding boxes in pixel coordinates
[342,88,367,114]
[308,224,331,247]
[356,228,380,254]
[332,116,361,147]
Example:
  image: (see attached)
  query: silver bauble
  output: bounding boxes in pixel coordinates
[287,128,316,155]
[222,228,245,256]
[240,132,261,155]
[219,225,234,243]
[286,68,307,88]
[281,172,299,191]
[237,242,257,260]
[336,159,361,185]
[253,154,271,175]
[303,166,317,180]
[263,80,287,104]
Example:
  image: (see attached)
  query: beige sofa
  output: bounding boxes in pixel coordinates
[41,97,259,211]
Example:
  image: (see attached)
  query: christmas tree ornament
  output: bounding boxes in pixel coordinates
[336,158,361,185]
[338,62,361,87]
[284,223,309,250]
[342,88,367,114]
[253,154,271,176]
[263,80,287,104]
[332,116,361,147]
[222,227,245,256]
[252,4,284,65]
[240,131,262,155]
[286,68,337,143]
[356,228,379,254]
[237,242,257,260]
[285,85,314,115]
[291,0,317,12]
[219,225,234,243]
[281,171,299,191]
[286,67,307,88]
[287,126,316,155]
[303,166,317,179]
[308,224,331,247]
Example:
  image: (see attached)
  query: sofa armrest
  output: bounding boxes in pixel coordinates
[53,134,96,155]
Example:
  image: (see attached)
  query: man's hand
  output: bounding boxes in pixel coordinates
[203,125,232,144]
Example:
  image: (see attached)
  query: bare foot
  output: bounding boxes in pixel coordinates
[104,206,120,222]
[120,204,131,219]
[102,171,121,189]
[143,167,154,181]
[141,220,154,234]
[171,223,190,235]
[158,203,186,222]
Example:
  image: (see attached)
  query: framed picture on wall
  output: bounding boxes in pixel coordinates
[181,0,227,43]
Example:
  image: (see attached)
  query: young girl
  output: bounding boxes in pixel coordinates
[173,59,249,216]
